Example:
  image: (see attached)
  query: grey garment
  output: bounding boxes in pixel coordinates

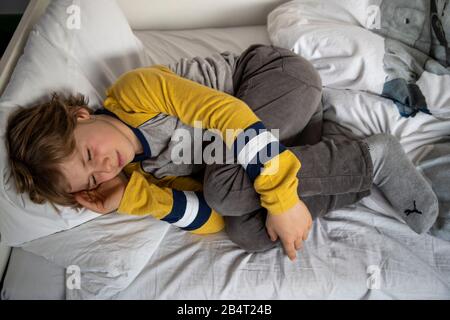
[364,133,439,234]
[372,0,450,116]
[138,113,205,179]
[167,51,239,95]
[138,51,239,179]
[138,45,325,180]
[202,44,374,253]
[231,44,323,145]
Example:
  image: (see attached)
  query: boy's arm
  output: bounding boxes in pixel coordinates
[118,171,224,235]
[74,170,224,235]
[104,65,301,216]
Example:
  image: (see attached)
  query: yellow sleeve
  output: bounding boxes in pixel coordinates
[105,65,301,214]
[118,170,224,235]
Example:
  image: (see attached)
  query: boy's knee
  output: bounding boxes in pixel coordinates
[242,44,322,91]
[284,53,322,92]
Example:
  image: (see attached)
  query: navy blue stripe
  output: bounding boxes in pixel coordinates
[94,108,152,160]
[161,189,187,224]
[232,121,266,157]
[182,192,212,231]
[246,162,265,183]
[245,142,287,182]
[131,128,152,161]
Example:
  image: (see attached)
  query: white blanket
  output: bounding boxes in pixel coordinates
[268,0,450,118]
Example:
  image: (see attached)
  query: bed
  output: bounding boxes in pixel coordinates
[1,0,450,300]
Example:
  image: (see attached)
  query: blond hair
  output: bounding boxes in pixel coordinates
[5,92,93,209]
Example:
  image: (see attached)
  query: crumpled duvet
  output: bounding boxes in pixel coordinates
[268,0,450,118]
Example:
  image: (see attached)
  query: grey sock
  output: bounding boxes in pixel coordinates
[363,133,439,234]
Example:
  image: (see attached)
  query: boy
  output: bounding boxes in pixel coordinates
[6,45,439,261]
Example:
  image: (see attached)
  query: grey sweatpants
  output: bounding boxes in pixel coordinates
[171,44,374,252]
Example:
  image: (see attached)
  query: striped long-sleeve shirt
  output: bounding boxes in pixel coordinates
[104,65,301,234]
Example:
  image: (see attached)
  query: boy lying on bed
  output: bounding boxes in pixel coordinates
[6,45,439,261]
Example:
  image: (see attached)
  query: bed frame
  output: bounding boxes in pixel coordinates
[0,0,288,288]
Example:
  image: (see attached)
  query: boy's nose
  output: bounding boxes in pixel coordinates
[92,156,116,185]
[92,155,113,173]
[100,156,113,173]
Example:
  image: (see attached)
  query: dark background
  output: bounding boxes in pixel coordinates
[0,0,30,59]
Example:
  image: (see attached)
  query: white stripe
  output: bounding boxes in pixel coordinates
[237,131,278,169]
[173,191,199,228]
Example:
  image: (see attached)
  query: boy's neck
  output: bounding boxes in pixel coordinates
[97,114,143,155]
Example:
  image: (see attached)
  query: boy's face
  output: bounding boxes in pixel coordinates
[59,109,138,193]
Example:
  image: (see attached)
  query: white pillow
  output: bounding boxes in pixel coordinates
[0,0,150,246]
[21,212,170,299]
[267,0,387,93]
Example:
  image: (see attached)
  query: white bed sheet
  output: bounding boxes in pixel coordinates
[3,25,450,300]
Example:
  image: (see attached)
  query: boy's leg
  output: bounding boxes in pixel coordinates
[203,137,373,252]
[232,44,323,146]
[204,137,373,217]
[200,45,437,252]
[171,45,437,244]
[205,132,439,252]
[203,44,374,252]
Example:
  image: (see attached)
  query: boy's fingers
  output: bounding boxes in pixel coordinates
[281,238,296,261]
[302,229,310,241]
[294,238,303,251]
[301,222,312,242]
[267,228,278,242]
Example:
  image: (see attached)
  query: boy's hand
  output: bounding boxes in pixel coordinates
[266,200,312,261]
[74,173,128,214]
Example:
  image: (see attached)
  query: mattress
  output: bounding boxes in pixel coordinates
[2,8,450,300]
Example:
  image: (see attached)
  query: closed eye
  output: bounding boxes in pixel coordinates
[87,148,96,189]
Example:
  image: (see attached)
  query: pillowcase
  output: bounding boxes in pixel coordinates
[267,0,387,93]
[0,0,150,246]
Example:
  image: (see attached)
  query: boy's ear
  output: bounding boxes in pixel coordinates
[75,107,93,121]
